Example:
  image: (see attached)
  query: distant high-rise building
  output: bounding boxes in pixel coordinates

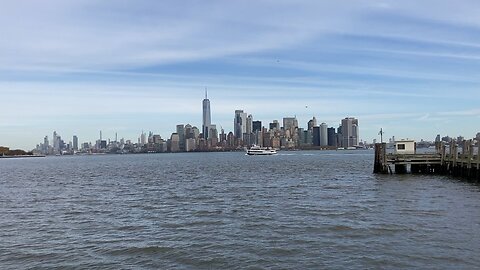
[73,135,78,151]
[327,127,336,147]
[441,136,451,143]
[52,131,62,153]
[312,126,320,146]
[43,136,49,154]
[269,120,280,131]
[341,117,359,148]
[305,129,313,145]
[307,117,317,131]
[252,121,262,133]
[297,128,305,145]
[53,131,58,151]
[283,117,298,132]
[140,131,146,145]
[246,115,253,134]
[219,128,226,143]
[202,89,212,139]
[283,117,298,140]
[152,135,162,144]
[170,133,180,152]
[82,142,90,150]
[227,132,235,148]
[185,124,195,139]
[185,138,196,152]
[320,123,328,146]
[176,124,185,151]
[234,110,247,139]
[208,124,218,139]
[337,126,343,148]
[192,126,200,139]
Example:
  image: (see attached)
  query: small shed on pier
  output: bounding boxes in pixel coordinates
[394,140,416,154]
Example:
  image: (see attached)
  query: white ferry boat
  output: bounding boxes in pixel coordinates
[246,145,277,155]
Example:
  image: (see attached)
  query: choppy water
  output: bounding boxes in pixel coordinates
[1,151,480,269]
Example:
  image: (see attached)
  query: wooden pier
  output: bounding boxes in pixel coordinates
[374,140,480,182]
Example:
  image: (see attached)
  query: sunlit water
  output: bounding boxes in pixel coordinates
[1,151,479,269]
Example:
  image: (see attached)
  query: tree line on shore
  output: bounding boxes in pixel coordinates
[0,146,33,156]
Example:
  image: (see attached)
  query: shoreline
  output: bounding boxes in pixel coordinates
[0,155,45,159]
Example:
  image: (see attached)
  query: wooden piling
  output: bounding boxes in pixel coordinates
[467,140,473,179]
[452,142,458,175]
[374,143,388,174]
[477,140,480,181]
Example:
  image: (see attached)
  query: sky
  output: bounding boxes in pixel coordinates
[1,0,480,150]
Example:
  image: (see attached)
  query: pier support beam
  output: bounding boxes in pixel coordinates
[395,164,407,174]
[411,164,420,174]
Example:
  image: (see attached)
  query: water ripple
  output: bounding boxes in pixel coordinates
[1,151,480,269]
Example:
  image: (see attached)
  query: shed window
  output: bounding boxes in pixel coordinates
[397,144,406,150]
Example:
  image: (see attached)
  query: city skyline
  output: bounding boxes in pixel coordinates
[32,97,362,155]
[2,1,480,149]
[31,88,367,154]
[31,92,479,156]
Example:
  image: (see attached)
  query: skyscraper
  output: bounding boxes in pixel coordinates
[140,131,146,145]
[246,115,253,134]
[234,110,247,139]
[341,117,359,148]
[307,117,317,131]
[283,117,298,139]
[202,89,211,139]
[43,136,49,154]
[170,133,180,152]
[327,127,336,147]
[312,126,320,146]
[320,123,328,146]
[176,124,185,151]
[73,135,78,151]
[283,117,298,132]
[53,131,61,153]
[269,120,280,131]
[252,121,262,133]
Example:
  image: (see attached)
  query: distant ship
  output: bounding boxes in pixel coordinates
[246,145,277,156]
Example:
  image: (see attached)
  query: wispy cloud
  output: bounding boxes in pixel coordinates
[1,0,480,149]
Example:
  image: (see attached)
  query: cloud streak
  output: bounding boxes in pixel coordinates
[1,0,480,149]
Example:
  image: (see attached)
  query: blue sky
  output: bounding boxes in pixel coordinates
[1,0,480,149]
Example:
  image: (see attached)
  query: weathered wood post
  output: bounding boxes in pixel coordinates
[374,143,380,173]
[374,143,387,174]
[477,140,480,181]
[447,140,453,174]
[467,139,473,179]
[440,141,446,174]
[452,141,458,176]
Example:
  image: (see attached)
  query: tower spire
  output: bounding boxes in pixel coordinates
[205,87,208,99]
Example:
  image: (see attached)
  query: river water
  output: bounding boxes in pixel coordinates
[1,151,479,269]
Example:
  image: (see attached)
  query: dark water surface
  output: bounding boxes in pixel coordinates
[1,151,480,269]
